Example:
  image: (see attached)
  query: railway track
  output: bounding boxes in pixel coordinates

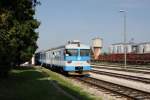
[92,65,150,74]
[92,63,150,71]
[91,69,150,84]
[74,77,150,100]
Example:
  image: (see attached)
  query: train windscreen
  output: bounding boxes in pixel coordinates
[80,49,90,56]
[65,49,78,56]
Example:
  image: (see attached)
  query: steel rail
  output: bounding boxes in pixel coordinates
[92,69,150,84]
[74,77,150,100]
[92,65,150,74]
[91,63,150,70]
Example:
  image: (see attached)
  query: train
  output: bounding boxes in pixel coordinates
[35,40,91,75]
[97,53,150,64]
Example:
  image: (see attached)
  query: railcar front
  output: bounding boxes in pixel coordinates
[63,44,91,75]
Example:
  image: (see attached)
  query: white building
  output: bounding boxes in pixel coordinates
[137,42,150,53]
[109,42,150,54]
[109,43,137,54]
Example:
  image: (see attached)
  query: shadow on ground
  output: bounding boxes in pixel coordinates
[0,67,93,100]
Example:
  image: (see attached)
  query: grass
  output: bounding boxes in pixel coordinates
[41,68,102,100]
[0,67,71,100]
[0,67,101,100]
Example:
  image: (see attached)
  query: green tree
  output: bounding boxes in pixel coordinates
[0,0,40,76]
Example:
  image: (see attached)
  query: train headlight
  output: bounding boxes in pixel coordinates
[87,60,90,63]
[67,60,72,63]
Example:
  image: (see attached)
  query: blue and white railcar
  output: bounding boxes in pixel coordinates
[37,40,91,75]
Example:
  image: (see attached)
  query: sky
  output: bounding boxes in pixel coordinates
[36,0,150,52]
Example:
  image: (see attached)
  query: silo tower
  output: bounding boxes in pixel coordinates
[92,37,103,60]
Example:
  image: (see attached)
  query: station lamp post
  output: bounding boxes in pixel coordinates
[119,10,127,68]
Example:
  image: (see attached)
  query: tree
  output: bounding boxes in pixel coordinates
[0,0,40,76]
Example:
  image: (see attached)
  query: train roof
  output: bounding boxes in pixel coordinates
[45,43,90,51]
[37,41,90,53]
[65,40,90,49]
[65,43,90,49]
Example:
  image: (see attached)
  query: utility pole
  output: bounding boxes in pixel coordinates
[120,10,127,68]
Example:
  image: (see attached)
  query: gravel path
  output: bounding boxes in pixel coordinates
[93,68,150,79]
[92,65,150,73]
[47,77,78,100]
[39,67,78,100]
[90,72,150,93]
[70,77,127,100]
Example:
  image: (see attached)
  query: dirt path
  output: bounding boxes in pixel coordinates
[39,67,78,100]
[47,77,78,100]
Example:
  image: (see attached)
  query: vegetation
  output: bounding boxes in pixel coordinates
[0,0,40,76]
[0,67,101,100]
[0,67,71,100]
[42,68,101,100]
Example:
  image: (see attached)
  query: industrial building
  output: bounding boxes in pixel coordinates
[137,42,150,53]
[109,42,150,54]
